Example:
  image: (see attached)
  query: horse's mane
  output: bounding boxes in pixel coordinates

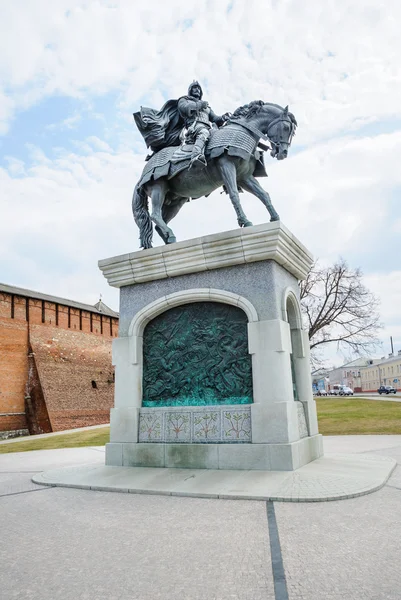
[232,100,297,127]
[232,100,265,119]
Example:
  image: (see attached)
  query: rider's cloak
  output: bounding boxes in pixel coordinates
[133,100,184,152]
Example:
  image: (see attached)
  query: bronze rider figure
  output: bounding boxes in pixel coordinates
[178,81,229,167]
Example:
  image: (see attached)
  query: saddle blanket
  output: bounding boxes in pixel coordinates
[137,125,262,190]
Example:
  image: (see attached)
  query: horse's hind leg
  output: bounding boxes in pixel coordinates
[218,156,253,227]
[155,198,188,244]
[164,197,188,225]
[239,175,279,222]
[150,181,177,244]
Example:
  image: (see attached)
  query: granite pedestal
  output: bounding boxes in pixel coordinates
[99,222,323,471]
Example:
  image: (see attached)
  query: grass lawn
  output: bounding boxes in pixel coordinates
[0,427,110,454]
[1,398,401,453]
[316,398,401,435]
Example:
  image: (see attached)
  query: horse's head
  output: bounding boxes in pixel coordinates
[231,101,297,161]
[264,105,297,161]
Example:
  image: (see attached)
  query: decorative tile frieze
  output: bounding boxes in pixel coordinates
[223,410,252,441]
[138,405,252,443]
[193,411,221,442]
[138,411,163,442]
[165,412,191,443]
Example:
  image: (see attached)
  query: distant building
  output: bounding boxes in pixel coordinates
[311,368,330,392]
[312,354,401,393]
[360,352,401,391]
[325,357,381,392]
[0,283,119,438]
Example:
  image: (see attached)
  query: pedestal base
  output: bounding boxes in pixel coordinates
[99,223,323,473]
[105,434,323,471]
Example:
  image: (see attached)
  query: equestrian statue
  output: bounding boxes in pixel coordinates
[133,81,297,249]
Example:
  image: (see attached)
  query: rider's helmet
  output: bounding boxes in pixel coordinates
[188,80,203,99]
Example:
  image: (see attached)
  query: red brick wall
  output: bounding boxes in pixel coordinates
[30,324,116,431]
[50,410,111,431]
[0,291,118,434]
[26,347,52,435]
[0,294,29,433]
[0,414,27,432]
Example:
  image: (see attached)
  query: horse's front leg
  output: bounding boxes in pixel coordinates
[218,156,253,228]
[150,181,176,244]
[239,175,280,222]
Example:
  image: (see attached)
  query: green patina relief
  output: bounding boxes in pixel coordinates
[142,302,253,406]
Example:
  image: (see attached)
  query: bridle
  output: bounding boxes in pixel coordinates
[227,109,296,155]
[266,115,296,146]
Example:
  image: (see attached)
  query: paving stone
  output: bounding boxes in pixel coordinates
[2,436,401,600]
[275,485,401,600]
[0,477,274,600]
[0,472,44,496]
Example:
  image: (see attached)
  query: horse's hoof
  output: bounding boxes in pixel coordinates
[239,220,253,228]
[270,215,280,222]
[166,236,176,244]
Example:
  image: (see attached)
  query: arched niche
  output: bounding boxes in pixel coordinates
[282,288,304,401]
[282,288,303,331]
[126,289,259,407]
[129,288,258,339]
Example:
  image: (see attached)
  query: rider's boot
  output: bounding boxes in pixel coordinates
[189,130,209,169]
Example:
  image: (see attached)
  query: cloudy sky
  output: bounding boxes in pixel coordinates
[1,0,400,365]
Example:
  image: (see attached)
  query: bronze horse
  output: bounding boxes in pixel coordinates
[133,101,297,249]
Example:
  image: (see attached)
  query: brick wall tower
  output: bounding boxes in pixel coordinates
[0,283,119,438]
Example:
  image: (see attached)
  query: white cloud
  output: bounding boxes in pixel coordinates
[4,157,26,176]
[0,143,137,309]
[46,113,81,131]
[86,136,112,152]
[365,272,401,323]
[0,1,400,139]
[264,131,401,260]
[0,92,15,134]
[364,271,401,354]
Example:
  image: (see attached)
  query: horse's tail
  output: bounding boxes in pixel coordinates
[132,184,153,249]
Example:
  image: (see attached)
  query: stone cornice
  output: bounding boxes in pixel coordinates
[98,222,313,287]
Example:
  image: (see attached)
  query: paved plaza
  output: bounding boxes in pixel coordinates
[1,436,401,599]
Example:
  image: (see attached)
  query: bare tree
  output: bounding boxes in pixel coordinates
[300,259,382,363]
